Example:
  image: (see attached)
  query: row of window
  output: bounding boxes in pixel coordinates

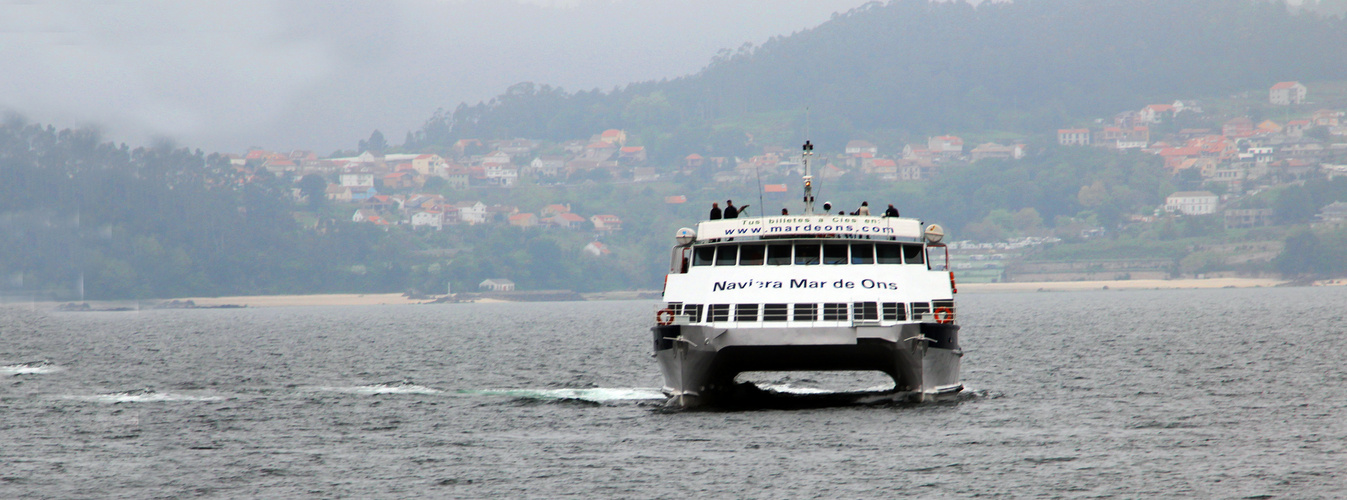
[669,300,954,323]
[691,242,926,267]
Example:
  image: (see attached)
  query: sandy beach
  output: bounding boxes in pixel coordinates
[31,277,1329,310]
[178,293,426,308]
[161,277,1326,308]
[958,277,1291,293]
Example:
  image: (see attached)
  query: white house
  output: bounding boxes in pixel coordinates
[530,156,566,177]
[591,214,622,232]
[340,173,375,187]
[1270,81,1307,105]
[1058,129,1091,146]
[582,241,610,257]
[484,164,519,187]
[927,136,964,155]
[1165,191,1219,215]
[456,201,488,224]
[845,140,878,155]
[479,278,516,292]
[411,154,446,176]
[411,210,444,229]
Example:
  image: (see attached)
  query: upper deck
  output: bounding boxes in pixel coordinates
[695,215,923,242]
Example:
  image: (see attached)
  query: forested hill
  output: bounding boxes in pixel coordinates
[413,0,1347,158]
[0,122,414,300]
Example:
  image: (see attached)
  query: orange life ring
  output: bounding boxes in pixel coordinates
[655,308,675,326]
[933,307,954,324]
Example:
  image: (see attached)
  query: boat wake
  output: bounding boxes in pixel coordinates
[311,380,444,395]
[463,387,666,403]
[66,389,224,403]
[1,360,62,376]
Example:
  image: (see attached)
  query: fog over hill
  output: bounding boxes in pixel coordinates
[0,0,870,153]
[415,0,1347,157]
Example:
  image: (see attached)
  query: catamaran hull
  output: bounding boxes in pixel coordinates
[652,323,962,408]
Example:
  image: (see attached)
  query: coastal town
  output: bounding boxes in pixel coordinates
[211,81,1347,288]
[227,81,1346,233]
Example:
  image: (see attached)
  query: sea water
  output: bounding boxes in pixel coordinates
[2,287,1345,498]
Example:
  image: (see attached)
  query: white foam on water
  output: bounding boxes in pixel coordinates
[67,390,223,403]
[754,383,834,394]
[1,362,62,376]
[312,382,444,395]
[470,387,666,402]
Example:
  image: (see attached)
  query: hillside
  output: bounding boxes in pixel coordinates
[412,0,1347,159]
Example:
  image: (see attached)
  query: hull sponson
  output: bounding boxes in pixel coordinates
[653,323,961,407]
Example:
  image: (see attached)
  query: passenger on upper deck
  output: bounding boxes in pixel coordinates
[884,204,900,217]
[723,200,737,219]
[781,208,789,215]
[709,202,722,220]
[858,201,870,215]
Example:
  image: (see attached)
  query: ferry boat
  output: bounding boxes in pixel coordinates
[652,141,962,408]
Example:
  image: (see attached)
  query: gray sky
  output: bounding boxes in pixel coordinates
[1,0,871,154]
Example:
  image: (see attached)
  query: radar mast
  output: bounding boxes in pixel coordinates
[801,140,815,215]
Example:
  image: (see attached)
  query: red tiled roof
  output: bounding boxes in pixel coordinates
[763,184,788,193]
[1271,81,1301,90]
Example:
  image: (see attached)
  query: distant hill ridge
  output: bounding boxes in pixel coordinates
[412,0,1347,159]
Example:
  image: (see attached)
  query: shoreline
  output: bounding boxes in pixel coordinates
[22,278,1345,310]
[957,277,1297,293]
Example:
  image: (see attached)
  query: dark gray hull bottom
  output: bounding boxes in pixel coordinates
[652,323,962,408]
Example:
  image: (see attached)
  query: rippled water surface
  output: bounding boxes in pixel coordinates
[3,287,1346,498]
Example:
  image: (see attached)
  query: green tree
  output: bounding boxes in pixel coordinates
[298,174,329,208]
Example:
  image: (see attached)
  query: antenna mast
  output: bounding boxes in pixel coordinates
[801,140,815,215]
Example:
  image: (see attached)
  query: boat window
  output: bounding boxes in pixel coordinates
[715,245,738,266]
[795,244,821,265]
[851,244,874,264]
[911,302,930,321]
[823,244,848,265]
[683,304,703,323]
[822,303,847,321]
[709,304,730,322]
[763,304,788,322]
[854,302,878,321]
[882,302,906,321]
[666,302,682,315]
[693,246,715,266]
[876,243,902,264]
[735,304,758,322]
[739,244,766,266]
[904,245,926,265]
[793,303,817,321]
[767,244,792,266]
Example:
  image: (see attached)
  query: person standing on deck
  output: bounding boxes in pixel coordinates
[884,204,900,217]
[723,200,738,219]
[858,201,870,215]
[709,202,722,220]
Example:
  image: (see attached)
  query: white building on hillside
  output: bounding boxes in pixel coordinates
[1270,81,1307,105]
[1165,191,1219,215]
